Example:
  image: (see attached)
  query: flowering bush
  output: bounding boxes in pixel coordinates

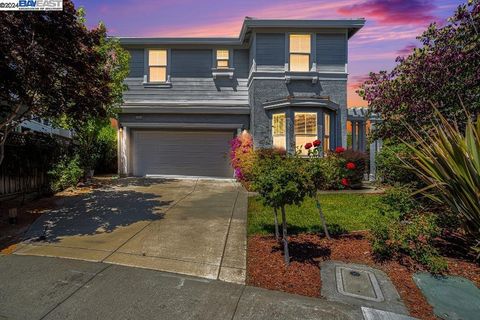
[338,149,368,188]
[229,131,255,185]
[304,140,367,189]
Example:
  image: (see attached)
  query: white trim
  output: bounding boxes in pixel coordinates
[121,122,244,129]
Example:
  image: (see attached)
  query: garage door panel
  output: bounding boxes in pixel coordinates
[132,130,233,177]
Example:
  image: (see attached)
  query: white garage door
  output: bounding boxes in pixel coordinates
[132,130,234,178]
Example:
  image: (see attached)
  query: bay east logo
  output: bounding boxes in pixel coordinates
[18,0,36,8]
[13,0,63,10]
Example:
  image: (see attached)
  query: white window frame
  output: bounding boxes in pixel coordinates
[289,34,312,72]
[294,112,318,155]
[323,112,331,152]
[272,113,286,149]
[216,49,230,69]
[148,49,168,83]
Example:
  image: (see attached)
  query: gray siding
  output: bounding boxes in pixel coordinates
[128,49,144,78]
[123,78,248,105]
[255,33,285,70]
[171,49,212,77]
[234,49,249,78]
[316,33,346,72]
[123,48,249,106]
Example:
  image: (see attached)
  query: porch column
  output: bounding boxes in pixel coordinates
[118,126,130,177]
[358,121,366,152]
[351,121,357,150]
[369,121,383,181]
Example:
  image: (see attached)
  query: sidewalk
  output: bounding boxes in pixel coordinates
[0,255,362,320]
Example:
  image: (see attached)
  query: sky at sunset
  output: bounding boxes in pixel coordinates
[74,0,465,107]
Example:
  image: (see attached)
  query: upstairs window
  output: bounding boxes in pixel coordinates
[148,49,167,82]
[289,34,311,72]
[216,49,229,69]
[272,113,286,149]
[295,112,317,155]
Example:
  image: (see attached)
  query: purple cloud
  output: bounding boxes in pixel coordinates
[337,0,437,25]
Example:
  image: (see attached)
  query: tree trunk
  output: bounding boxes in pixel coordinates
[315,193,331,239]
[281,206,290,266]
[0,130,8,167]
[273,207,280,241]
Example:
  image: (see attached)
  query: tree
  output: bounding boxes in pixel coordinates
[359,0,480,141]
[305,140,331,239]
[0,0,128,165]
[252,153,314,265]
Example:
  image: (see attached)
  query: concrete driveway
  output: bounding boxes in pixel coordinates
[0,255,363,320]
[13,178,247,283]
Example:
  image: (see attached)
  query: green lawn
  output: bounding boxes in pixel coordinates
[248,193,382,236]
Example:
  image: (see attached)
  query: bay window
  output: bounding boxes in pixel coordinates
[272,113,286,149]
[294,112,317,155]
[324,113,331,152]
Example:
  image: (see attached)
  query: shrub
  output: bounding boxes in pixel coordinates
[95,122,117,174]
[378,185,416,219]
[404,110,480,254]
[338,149,368,188]
[313,156,343,190]
[370,213,447,273]
[229,131,255,184]
[48,155,83,192]
[376,142,417,185]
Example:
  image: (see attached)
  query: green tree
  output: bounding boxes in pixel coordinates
[359,0,480,141]
[0,0,126,165]
[252,154,314,265]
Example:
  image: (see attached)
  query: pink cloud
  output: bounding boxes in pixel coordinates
[145,0,360,37]
[151,19,243,37]
[350,25,425,44]
[348,74,371,90]
[337,0,437,25]
[396,43,417,56]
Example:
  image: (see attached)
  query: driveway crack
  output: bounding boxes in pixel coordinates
[38,264,112,320]
[217,190,240,279]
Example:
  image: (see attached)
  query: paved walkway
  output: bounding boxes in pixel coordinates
[13,178,247,283]
[0,255,362,320]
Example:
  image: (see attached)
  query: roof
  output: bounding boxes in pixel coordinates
[117,17,365,46]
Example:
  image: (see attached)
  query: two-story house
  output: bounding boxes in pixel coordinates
[117,18,365,178]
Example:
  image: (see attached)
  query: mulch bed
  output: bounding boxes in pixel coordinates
[247,233,480,320]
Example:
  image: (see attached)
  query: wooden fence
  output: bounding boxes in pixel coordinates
[0,132,67,200]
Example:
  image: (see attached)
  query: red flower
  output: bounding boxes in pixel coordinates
[305,143,313,150]
[346,162,356,170]
[312,139,321,147]
[341,178,349,187]
[335,146,346,153]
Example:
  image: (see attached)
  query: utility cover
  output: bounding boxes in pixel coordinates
[336,266,384,302]
[413,272,480,320]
